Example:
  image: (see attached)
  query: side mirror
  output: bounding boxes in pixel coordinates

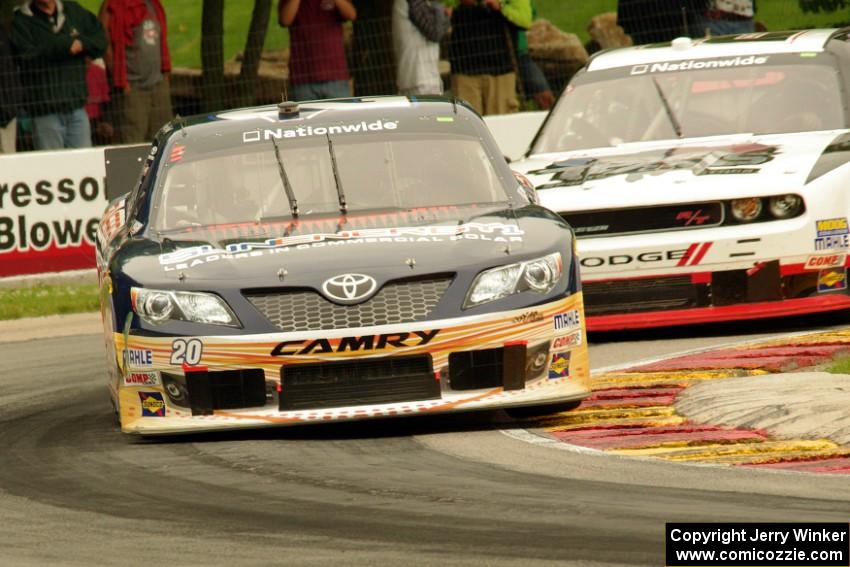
[512,170,539,205]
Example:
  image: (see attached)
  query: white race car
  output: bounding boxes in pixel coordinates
[514,29,850,331]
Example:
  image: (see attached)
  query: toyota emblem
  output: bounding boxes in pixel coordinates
[321,273,378,304]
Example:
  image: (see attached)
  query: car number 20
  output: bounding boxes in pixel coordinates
[171,338,203,366]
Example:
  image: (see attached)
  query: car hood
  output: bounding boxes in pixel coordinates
[122,204,565,289]
[515,130,850,212]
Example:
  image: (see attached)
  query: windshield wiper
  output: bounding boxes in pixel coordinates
[651,77,683,139]
[325,134,347,214]
[271,138,299,217]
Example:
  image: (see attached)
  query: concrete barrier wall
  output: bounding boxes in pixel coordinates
[0,111,549,278]
[483,111,548,162]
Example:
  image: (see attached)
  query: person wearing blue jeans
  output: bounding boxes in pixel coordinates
[699,0,755,37]
[31,107,91,150]
[12,0,106,150]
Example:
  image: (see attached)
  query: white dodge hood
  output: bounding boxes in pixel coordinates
[517,130,846,212]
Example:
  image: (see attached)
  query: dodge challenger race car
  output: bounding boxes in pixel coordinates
[514,29,850,331]
[96,96,590,435]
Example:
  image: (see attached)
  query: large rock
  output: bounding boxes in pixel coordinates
[587,12,632,51]
[527,19,588,94]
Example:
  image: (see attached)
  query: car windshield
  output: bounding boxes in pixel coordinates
[151,134,508,231]
[533,61,845,153]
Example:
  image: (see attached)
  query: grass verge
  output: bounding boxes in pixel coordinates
[825,356,850,375]
[0,283,100,321]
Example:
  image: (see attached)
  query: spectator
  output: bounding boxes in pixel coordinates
[393,0,451,96]
[446,0,531,116]
[12,0,106,150]
[0,23,21,153]
[617,0,704,45]
[99,0,172,143]
[504,1,554,110]
[698,1,755,36]
[278,0,357,102]
[85,57,116,145]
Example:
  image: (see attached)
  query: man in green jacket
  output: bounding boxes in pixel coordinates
[445,0,531,116]
[12,0,106,150]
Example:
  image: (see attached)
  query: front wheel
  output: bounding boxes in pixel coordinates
[505,399,583,419]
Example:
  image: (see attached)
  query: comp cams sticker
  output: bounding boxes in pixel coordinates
[804,254,845,270]
[124,371,160,387]
[552,330,582,351]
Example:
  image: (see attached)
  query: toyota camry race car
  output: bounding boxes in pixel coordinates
[96,96,589,435]
[514,29,850,331]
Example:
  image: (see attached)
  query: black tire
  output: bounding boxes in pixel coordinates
[505,399,583,419]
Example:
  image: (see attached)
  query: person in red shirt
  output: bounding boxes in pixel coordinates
[100,0,172,143]
[278,0,356,101]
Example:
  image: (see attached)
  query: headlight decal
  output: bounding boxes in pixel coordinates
[132,287,241,327]
[464,252,564,308]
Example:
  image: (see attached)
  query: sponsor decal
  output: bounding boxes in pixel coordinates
[243,120,399,143]
[159,223,525,270]
[529,145,777,190]
[816,218,849,238]
[125,348,153,368]
[804,254,845,270]
[815,235,849,251]
[553,310,581,331]
[675,209,711,226]
[676,242,713,267]
[124,371,160,387]
[574,224,610,235]
[169,144,186,163]
[139,391,166,417]
[170,338,203,366]
[818,268,847,292]
[580,244,711,268]
[552,330,582,351]
[271,330,440,356]
[630,55,769,76]
[548,352,571,379]
[513,310,544,324]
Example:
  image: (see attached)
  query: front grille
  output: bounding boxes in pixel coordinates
[163,369,268,416]
[563,202,724,238]
[279,355,439,410]
[583,276,706,315]
[246,276,452,332]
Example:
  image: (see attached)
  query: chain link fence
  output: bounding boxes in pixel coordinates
[1,0,850,152]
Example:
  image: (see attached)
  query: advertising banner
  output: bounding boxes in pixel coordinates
[0,148,107,277]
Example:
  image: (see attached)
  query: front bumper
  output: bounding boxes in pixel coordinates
[113,294,590,434]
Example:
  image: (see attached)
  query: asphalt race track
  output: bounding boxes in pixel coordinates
[2,317,850,566]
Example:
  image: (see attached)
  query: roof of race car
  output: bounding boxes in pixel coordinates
[587,29,844,72]
[168,95,477,140]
